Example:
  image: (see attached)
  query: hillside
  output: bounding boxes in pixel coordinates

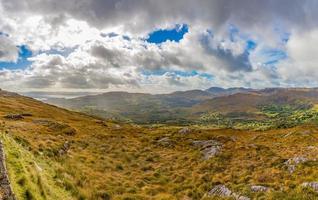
[2,89,318,199]
[44,87,318,129]
[43,87,255,124]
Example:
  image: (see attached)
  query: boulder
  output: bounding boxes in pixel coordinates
[192,140,222,159]
[4,114,24,120]
[285,156,308,173]
[179,127,191,134]
[251,185,269,192]
[208,185,250,200]
[157,137,175,147]
[301,182,318,192]
[113,124,121,129]
[208,185,232,197]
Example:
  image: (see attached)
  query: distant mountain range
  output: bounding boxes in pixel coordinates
[43,87,318,125]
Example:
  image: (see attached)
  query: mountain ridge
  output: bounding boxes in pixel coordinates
[39,87,318,125]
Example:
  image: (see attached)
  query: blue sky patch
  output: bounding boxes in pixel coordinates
[142,69,213,80]
[262,48,287,65]
[0,45,32,70]
[147,24,188,44]
[246,40,257,51]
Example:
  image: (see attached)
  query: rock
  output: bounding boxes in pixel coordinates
[285,156,308,173]
[301,182,318,192]
[63,141,70,150]
[208,185,232,197]
[59,141,71,155]
[179,127,191,134]
[251,185,269,192]
[208,185,250,200]
[113,124,121,129]
[192,140,222,159]
[302,130,312,135]
[4,114,24,120]
[157,137,174,147]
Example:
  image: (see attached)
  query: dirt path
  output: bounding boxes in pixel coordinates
[0,141,16,200]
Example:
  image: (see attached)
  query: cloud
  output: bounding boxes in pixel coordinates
[0,35,19,62]
[276,29,318,86]
[1,0,318,92]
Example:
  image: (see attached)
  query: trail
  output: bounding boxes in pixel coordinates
[0,141,15,200]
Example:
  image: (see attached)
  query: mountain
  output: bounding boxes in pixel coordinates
[205,87,254,96]
[2,89,318,199]
[44,87,253,124]
[44,87,318,126]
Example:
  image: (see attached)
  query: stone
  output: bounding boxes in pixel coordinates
[251,185,269,192]
[157,137,174,147]
[4,114,24,120]
[113,124,121,129]
[301,182,318,192]
[192,140,222,159]
[208,185,250,200]
[208,185,232,197]
[179,127,191,134]
[285,156,308,173]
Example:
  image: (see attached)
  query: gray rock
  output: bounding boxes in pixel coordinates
[113,124,121,129]
[285,156,308,173]
[208,185,232,197]
[251,185,269,192]
[179,127,191,134]
[208,185,250,200]
[157,137,174,147]
[192,140,222,159]
[302,130,312,135]
[301,182,318,192]
[4,114,24,120]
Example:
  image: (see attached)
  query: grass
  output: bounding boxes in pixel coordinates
[2,93,318,199]
[198,103,318,130]
[0,132,73,200]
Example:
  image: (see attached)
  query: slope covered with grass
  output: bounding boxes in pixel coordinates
[1,90,318,199]
[0,132,72,200]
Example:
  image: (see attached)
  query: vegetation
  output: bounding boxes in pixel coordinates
[198,103,318,130]
[0,130,73,200]
[3,90,318,199]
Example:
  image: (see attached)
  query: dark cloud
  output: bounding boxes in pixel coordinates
[200,34,252,72]
[2,0,318,35]
[2,0,318,91]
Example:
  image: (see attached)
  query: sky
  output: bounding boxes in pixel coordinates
[1,0,318,94]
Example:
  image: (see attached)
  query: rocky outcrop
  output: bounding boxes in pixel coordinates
[192,140,222,159]
[113,124,121,130]
[301,182,318,192]
[3,114,24,120]
[0,141,16,200]
[59,141,71,155]
[285,156,308,173]
[179,127,191,134]
[208,185,250,200]
[156,137,175,147]
[251,185,269,192]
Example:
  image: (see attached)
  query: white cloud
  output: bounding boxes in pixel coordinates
[0,35,19,62]
[1,0,318,93]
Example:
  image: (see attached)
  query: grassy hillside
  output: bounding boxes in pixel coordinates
[2,90,318,199]
[45,88,318,128]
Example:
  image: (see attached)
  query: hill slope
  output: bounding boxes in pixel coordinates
[2,89,318,199]
[43,87,255,124]
[44,88,318,128]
